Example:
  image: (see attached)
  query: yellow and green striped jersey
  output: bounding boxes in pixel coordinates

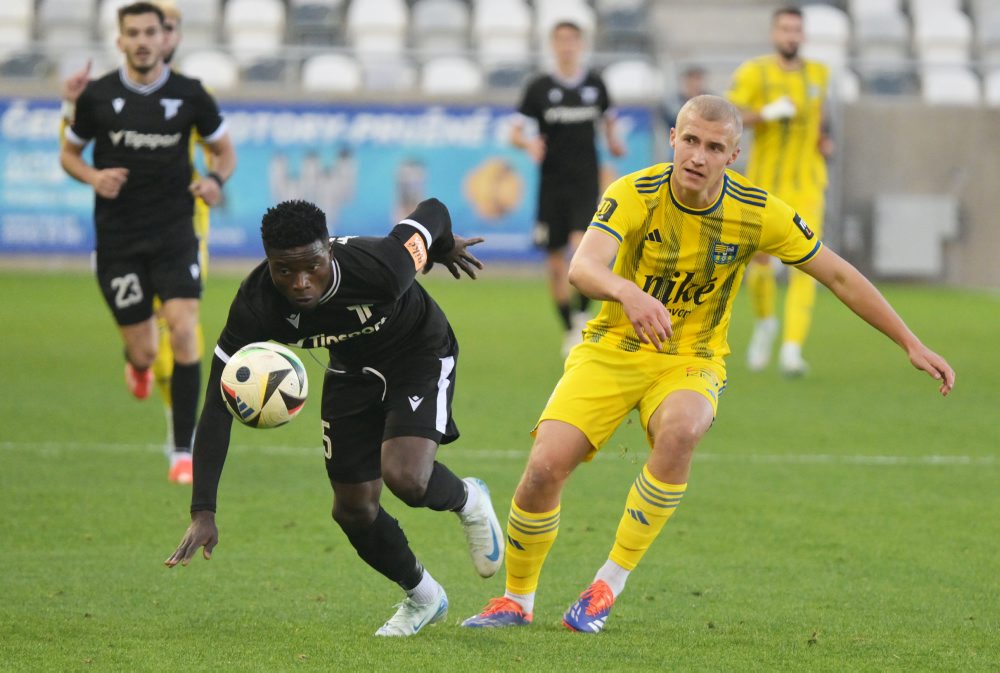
[585,163,821,362]
[726,55,829,199]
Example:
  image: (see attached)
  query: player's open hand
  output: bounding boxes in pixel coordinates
[907,344,955,397]
[426,235,485,280]
[165,510,219,567]
[91,167,129,199]
[189,177,222,206]
[621,284,673,350]
[61,59,92,103]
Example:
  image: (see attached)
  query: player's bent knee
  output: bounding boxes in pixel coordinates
[382,471,428,508]
[332,501,380,531]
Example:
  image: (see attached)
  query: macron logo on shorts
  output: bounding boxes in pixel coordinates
[408,396,424,411]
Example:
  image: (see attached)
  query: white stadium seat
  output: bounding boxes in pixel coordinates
[301,53,362,93]
[179,49,240,91]
[38,0,97,50]
[412,0,470,55]
[534,0,596,42]
[602,59,664,102]
[920,65,980,105]
[983,69,1000,106]
[473,0,532,67]
[420,56,484,95]
[224,0,286,65]
[347,0,408,56]
[912,7,973,66]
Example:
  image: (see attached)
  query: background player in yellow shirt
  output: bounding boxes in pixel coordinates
[60,1,217,479]
[462,95,954,633]
[727,6,835,375]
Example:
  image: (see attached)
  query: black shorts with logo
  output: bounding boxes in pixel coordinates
[94,227,201,326]
[533,177,599,252]
[321,345,460,484]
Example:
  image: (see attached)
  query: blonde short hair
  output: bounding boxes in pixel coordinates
[677,95,743,143]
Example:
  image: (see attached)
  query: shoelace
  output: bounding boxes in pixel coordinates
[481,597,522,617]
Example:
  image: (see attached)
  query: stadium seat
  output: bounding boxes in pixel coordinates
[602,59,664,102]
[420,56,483,95]
[301,53,362,92]
[906,0,963,16]
[534,0,596,43]
[0,52,49,79]
[411,0,470,56]
[224,0,286,65]
[473,0,532,67]
[38,0,96,52]
[174,0,222,50]
[485,62,532,90]
[984,69,1000,106]
[288,0,346,47]
[346,0,408,56]
[597,6,652,55]
[974,7,1000,67]
[242,57,290,85]
[801,5,850,71]
[360,54,417,92]
[920,65,980,105]
[835,67,861,104]
[846,0,902,14]
[97,0,133,57]
[912,7,972,67]
[179,50,240,91]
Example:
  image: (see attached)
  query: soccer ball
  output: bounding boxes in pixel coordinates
[220,342,309,428]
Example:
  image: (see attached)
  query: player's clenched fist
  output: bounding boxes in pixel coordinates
[90,167,129,199]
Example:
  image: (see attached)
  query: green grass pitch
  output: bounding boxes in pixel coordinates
[1,267,997,671]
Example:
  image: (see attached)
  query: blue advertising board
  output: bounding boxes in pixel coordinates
[0,98,655,260]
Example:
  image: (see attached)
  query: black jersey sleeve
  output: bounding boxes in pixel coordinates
[68,85,97,142]
[517,77,543,121]
[596,74,613,115]
[392,197,455,264]
[191,81,225,141]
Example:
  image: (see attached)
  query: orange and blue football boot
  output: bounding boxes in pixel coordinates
[563,579,615,633]
[461,597,533,628]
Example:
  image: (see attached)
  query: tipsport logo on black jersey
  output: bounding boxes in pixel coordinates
[108,130,182,150]
[296,316,389,348]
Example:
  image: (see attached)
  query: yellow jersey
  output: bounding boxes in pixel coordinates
[585,163,822,362]
[726,55,829,199]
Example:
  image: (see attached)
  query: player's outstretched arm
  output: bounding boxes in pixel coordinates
[425,234,484,279]
[569,228,673,350]
[799,246,955,396]
[165,510,218,567]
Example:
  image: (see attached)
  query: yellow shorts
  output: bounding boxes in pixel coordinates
[535,341,727,459]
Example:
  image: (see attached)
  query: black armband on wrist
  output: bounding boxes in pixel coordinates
[206,172,225,188]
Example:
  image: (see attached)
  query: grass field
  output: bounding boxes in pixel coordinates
[1,267,998,672]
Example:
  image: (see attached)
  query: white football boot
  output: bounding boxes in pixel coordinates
[457,477,504,578]
[374,587,448,637]
[779,341,809,377]
[746,317,778,371]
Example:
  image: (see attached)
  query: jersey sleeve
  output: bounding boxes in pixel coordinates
[66,85,96,145]
[587,175,647,245]
[191,82,226,142]
[726,61,762,111]
[597,74,613,115]
[392,197,455,268]
[758,195,823,266]
[517,78,542,120]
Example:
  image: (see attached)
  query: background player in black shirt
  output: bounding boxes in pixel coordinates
[59,2,236,484]
[165,198,505,638]
[513,20,626,357]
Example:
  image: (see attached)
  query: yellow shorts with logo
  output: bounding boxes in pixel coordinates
[535,341,727,460]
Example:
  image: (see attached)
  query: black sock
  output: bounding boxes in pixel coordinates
[557,302,572,330]
[418,461,468,512]
[342,507,424,590]
[171,361,200,452]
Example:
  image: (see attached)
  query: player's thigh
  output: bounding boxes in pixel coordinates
[639,357,726,444]
[381,349,459,446]
[535,342,648,459]
[322,371,386,485]
[149,232,202,304]
[95,248,156,326]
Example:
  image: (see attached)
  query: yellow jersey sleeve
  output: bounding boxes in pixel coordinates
[587,169,659,244]
[726,59,764,111]
[759,194,822,266]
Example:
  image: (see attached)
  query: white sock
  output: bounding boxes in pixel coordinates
[595,559,630,598]
[458,479,479,515]
[407,569,442,605]
[169,450,191,467]
[503,590,534,614]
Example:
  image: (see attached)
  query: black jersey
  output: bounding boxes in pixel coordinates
[517,70,612,184]
[67,67,225,249]
[190,199,458,512]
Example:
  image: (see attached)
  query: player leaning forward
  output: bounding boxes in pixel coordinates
[463,95,955,632]
[166,197,505,637]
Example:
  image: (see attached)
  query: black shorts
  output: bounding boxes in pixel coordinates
[321,347,460,484]
[95,230,201,326]
[534,179,599,252]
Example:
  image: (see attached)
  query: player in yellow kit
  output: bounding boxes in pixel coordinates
[462,95,954,633]
[727,6,835,375]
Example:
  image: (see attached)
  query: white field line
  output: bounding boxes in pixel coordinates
[0,441,995,467]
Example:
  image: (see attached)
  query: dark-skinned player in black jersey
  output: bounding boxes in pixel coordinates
[165,198,504,637]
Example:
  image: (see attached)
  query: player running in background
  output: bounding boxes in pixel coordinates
[60,1,217,462]
[463,95,953,633]
[165,198,506,638]
[59,2,236,483]
[726,6,835,376]
[512,20,625,357]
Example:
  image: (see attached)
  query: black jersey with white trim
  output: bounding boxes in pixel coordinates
[190,199,458,512]
[67,68,225,248]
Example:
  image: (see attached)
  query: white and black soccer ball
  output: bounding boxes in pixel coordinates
[220,342,308,428]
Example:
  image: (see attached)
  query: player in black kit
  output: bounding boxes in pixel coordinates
[512,20,625,357]
[59,2,236,484]
[165,198,505,638]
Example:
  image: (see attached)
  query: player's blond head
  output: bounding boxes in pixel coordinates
[677,95,743,145]
[155,0,181,22]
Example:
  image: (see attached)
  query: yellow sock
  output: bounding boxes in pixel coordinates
[783,266,817,345]
[609,466,687,571]
[152,312,173,405]
[505,501,560,596]
[745,260,776,319]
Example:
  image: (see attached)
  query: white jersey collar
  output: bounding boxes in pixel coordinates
[118,65,170,95]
